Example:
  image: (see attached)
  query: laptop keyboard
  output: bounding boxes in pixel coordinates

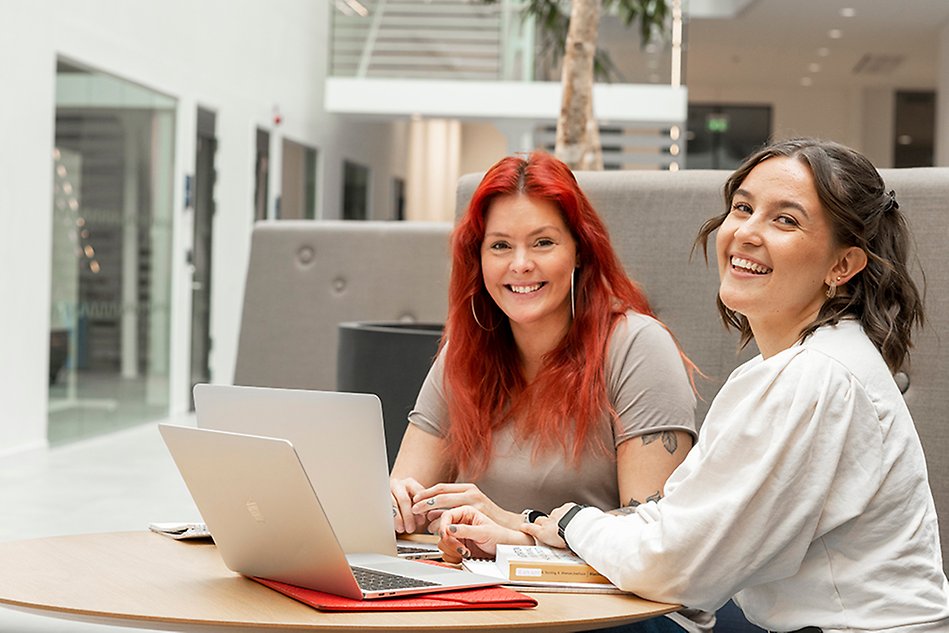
[397,545,439,555]
[351,566,439,592]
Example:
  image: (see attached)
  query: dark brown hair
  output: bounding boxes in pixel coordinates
[695,138,924,372]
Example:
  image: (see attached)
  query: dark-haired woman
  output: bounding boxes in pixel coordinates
[440,139,949,632]
[389,152,710,632]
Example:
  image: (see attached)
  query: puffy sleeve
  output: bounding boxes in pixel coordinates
[406,349,448,438]
[564,347,884,611]
[608,314,698,445]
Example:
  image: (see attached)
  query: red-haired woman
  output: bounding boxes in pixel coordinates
[390,152,706,632]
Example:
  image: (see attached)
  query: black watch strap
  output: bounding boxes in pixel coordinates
[557,504,588,547]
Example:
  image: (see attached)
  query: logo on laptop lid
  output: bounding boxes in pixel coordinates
[246,500,265,523]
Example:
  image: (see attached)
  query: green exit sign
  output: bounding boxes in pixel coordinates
[707,116,729,133]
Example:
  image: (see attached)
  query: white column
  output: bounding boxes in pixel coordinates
[0,5,55,456]
[405,119,461,222]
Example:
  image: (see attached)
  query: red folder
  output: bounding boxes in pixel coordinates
[253,577,537,611]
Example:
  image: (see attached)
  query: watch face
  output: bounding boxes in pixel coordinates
[527,510,546,523]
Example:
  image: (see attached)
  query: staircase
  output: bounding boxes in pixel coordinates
[330,0,510,80]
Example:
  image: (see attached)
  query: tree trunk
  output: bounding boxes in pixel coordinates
[555,0,603,171]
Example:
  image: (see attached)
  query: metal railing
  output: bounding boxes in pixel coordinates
[330,0,682,85]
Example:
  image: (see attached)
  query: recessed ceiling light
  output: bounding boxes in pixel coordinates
[829,29,843,39]
[801,77,814,87]
[818,47,831,57]
[840,8,856,18]
[809,63,821,73]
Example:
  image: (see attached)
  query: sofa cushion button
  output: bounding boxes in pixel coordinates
[332,277,346,293]
[297,246,315,265]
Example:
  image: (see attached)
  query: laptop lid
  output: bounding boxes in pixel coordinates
[159,423,364,598]
[192,384,396,557]
[159,424,499,599]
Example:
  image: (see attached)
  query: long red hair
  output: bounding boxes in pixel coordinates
[443,152,687,477]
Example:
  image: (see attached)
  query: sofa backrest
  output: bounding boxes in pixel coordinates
[234,220,452,391]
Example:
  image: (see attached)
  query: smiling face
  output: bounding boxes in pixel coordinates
[715,156,851,355]
[481,194,578,347]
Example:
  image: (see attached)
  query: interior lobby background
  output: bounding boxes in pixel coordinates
[2,0,948,458]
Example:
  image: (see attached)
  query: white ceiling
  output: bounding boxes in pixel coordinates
[684,0,949,90]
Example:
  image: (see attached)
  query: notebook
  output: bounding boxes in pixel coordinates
[192,383,440,560]
[159,423,499,599]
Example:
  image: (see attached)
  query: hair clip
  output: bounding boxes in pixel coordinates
[884,190,899,213]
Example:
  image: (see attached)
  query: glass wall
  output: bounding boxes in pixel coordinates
[48,60,176,445]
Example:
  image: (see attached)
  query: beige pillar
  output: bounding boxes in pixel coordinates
[405,119,461,221]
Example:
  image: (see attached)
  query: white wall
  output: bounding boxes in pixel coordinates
[861,88,896,168]
[0,0,404,455]
[937,21,949,167]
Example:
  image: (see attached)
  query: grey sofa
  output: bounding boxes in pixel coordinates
[235,168,949,577]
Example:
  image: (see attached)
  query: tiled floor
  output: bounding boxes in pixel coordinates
[47,372,169,446]
[0,414,200,632]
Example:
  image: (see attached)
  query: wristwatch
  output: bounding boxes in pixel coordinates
[521,508,549,524]
[557,504,589,547]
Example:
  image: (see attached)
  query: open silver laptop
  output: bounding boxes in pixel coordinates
[192,384,440,559]
[159,424,499,599]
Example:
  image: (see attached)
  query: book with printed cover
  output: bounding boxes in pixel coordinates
[462,545,620,593]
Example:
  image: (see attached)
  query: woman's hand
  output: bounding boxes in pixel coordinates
[390,476,428,534]
[436,506,534,563]
[410,482,520,534]
[521,502,573,549]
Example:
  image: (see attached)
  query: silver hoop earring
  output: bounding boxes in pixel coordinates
[570,270,576,320]
[471,295,498,331]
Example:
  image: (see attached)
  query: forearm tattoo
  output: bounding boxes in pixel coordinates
[607,491,662,515]
[642,431,678,455]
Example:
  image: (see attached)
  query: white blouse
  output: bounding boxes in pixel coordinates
[564,320,949,632]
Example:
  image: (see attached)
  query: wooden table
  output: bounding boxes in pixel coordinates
[0,532,678,632]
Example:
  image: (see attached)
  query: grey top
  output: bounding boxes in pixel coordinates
[408,311,698,513]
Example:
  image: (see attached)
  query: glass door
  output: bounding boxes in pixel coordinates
[48,60,176,444]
